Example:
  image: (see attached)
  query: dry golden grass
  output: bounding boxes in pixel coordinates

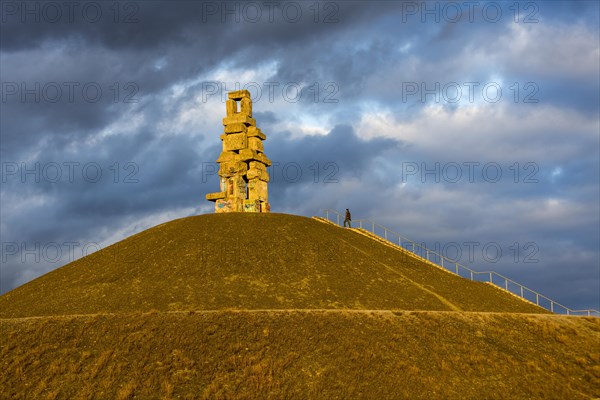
[1,213,591,399]
[1,311,598,399]
[0,213,546,318]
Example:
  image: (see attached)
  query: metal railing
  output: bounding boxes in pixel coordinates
[322,209,599,317]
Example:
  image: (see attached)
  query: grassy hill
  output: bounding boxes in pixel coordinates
[2,311,598,399]
[0,213,545,317]
[1,213,598,399]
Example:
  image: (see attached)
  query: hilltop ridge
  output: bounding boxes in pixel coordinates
[0,213,546,318]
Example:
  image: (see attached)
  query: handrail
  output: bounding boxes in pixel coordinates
[321,209,599,317]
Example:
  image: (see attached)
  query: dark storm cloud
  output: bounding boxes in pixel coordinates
[1,1,391,52]
[263,124,403,210]
[2,131,203,238]
[0,127,216,292]
[1,1,236,50]
[0,1,394,158]
[268,124,402,180]
[3,0,595,158]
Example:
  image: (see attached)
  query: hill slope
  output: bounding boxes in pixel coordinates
[2,311,598,399]
[0,213,545,317]
[3,213,597,399]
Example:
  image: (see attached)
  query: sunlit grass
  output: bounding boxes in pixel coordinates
[1,311,598,399]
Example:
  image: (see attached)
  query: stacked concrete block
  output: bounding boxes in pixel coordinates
[206,90,271,213]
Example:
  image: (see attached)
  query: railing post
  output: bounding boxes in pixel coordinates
[551,302,554,313]
[520,286,524,298]
[489,272,492,283]
[536,293,539,305]
[505,279,508,290]
[359,221,362,229]
[337,214,340,225]
[441,257,444,268]
[455,263,459,274]
[385,229,387,241]
[426,250,429,261]
[411,243,415,253]
[470,271,473,280]
[567,309,570,316]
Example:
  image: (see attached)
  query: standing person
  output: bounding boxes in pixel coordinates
[344,208,352,228]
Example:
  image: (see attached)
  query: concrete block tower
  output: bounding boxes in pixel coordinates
[205,90,271,213]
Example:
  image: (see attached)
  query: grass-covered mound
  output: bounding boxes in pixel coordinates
[0,213,545,318]
[2,311,598,399]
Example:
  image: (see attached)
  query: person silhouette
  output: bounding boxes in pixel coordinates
[343,208,352,228]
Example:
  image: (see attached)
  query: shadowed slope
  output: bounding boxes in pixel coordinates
[0,213,545,318]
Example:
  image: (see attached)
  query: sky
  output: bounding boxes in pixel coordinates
[1,0,598,311]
